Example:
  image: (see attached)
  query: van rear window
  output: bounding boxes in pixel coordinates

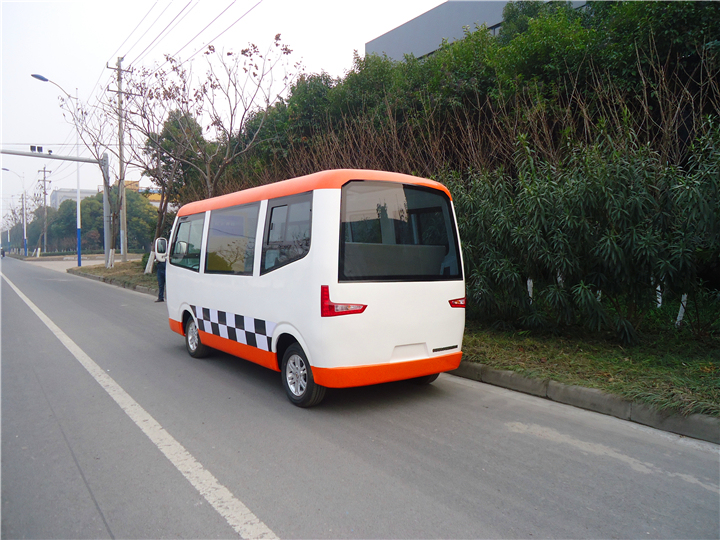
[339,181,462,281]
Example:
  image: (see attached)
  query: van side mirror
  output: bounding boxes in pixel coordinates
[155,237,167,254]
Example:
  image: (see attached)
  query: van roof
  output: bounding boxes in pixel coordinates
[177,169,452,216]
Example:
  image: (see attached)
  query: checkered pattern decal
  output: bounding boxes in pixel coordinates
[191,305,276,352]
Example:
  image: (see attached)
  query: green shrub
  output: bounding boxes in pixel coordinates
[446,118,720,343]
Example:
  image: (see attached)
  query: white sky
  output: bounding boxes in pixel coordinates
[1,0,444,226]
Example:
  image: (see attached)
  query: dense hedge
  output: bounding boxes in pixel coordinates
[446,120,720,342]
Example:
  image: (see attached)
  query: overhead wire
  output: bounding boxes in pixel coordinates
[122,1,176,62]
[78,2,162,146]
[132,2,200,66]
[64,0,266,181]
[169,0,238,61]
[169,0,264,69]
[86,1,160,106]
[108,1,160,63]
[128,1,194,67]
[141,0,262,81]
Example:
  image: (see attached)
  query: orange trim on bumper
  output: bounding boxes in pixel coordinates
[199,330,280,372]
[312,351,462,389]
[169,318,184,335]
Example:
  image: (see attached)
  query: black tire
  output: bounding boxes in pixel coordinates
[412,373,440,385]
[281,343,325,407]
[185,316,210,358]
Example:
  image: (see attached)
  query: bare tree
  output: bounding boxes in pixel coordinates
[124,34,297,196]
[57,35,296,269]
[115,34,297,270]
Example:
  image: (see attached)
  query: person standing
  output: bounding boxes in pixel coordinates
[155,245,166,303]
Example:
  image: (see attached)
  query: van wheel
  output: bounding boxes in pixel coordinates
[412,373,439,385]
[185,317,209,358]
[282,344,325,407]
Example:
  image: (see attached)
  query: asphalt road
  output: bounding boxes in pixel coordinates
[2,256,718,539]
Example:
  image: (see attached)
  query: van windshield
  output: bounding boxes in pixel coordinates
[339,180,462,281]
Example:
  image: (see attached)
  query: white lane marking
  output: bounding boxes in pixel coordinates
[2,273,278,539]
[506,422,718,493]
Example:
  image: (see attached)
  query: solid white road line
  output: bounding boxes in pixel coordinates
[2,273,278,540]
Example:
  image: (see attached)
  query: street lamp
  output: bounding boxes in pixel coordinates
[31,74,83,267]
[1,168,27,256]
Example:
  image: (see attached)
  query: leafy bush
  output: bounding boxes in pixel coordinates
[446,118,720,343]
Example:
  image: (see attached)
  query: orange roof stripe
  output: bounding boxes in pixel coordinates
[177,169,452,216]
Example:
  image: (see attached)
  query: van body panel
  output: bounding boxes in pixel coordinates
[169,318,184,335]
[200,331,279,371]
[312,351,462,388]
[165,170,465,397]
[304,281,465,369]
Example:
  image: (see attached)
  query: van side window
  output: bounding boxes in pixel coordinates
[261,193,312,274]
[205,203,259,275]
[170,214,205,271]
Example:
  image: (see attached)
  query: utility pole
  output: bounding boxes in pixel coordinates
[100,153,112,267]
[108,56,129,263]
[38,166,51,254]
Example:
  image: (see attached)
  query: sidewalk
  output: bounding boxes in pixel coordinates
[21,254,141,273]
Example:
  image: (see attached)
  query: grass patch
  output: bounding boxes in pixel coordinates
[72,261,159,290]
[463,321,720,418]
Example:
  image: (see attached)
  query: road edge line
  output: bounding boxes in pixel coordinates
[1,272,278,539]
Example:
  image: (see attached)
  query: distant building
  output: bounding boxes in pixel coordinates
[125,180,141,192]
[50,188,99,209]
[365,0,585,61]
[145,192,162,208]
[366,1,508,61]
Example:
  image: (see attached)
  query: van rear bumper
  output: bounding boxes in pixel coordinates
[311,351,462,388]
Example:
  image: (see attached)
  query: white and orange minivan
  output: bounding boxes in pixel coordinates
[160,169,465,406]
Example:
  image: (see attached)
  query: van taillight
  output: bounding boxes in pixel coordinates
[449,297,466,308]
[321,285,367,317]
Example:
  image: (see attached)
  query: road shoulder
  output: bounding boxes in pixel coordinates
[450,361,720,444]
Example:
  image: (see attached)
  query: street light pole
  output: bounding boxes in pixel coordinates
[31,74,83,266]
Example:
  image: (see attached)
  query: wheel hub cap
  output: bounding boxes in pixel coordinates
[286,354,307,397]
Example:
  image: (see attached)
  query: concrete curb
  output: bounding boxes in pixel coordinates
[449,360,719,445]
[66,268,159,297]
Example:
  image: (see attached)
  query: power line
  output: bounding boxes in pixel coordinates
[170,0,237,60]
[122,1,176,62]
[180,0,264,64]
[128,1,194,66]
[109,1,160,60]
[144,0,261,81]
[85,3,160,111]
[132,2,201,66]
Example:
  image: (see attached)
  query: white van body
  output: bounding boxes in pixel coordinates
[164,169,465,406]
